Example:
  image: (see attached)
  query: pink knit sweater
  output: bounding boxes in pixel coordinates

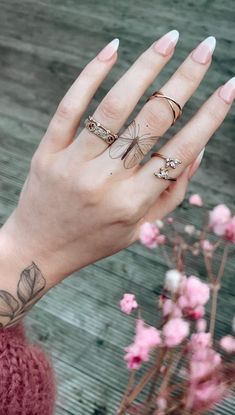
[0,323,55,415]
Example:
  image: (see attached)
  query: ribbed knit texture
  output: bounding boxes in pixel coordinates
[0,322,56,415]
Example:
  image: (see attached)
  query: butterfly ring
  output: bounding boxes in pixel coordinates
[84,115,119,145]
[151,152,182,181]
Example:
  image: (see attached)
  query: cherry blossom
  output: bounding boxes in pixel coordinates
[189,194,203,207]
[163,318,189,347]
[120,293,138,315]
[124,319,161,369]
[224,216,235,243]
[209,204,231,236]
[139,222,166,249]
[220,335,235,353]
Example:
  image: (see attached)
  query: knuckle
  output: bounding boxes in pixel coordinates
[175,141,195,164]
[144,102,171,132]
[99,95,123,121]
[119,199,142,224]
[56,100,76,120]
[177,66,198,85]
[204,103,224,124]
[30,152,46,175]
[77,178,102,205]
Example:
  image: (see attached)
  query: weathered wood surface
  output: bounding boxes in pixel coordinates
[0,0,234,414]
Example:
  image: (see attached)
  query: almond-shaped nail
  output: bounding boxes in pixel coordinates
[192,36,216,64]
[188,148,205,179]
[219,77,235,104]
[154,30,179,56]
[98,38,119,62]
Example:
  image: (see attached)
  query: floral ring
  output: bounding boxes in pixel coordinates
[151,152,182,181]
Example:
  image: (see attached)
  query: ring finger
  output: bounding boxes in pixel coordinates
[135,77,235,208]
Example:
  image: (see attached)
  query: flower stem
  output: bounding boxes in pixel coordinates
[117,348,166,415]
[209,243,229,341]
[209,283,219,341]
[118,370,136,415]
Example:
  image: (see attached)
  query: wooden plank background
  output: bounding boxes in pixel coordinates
[0,1,234,414]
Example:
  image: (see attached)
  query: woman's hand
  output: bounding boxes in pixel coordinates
[0,31,234,301]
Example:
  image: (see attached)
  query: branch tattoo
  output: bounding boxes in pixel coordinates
[0,262,46,328]
[109,120,159,168]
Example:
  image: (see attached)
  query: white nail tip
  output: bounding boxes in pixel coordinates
[226,76,235,85]
[110,38,120,51]
[166,30,180,43]
[202,36,216,52]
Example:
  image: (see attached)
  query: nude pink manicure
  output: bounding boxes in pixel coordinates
[98,38,119,61]
[219,77,235,104]
[188,148,205,179]
[191,36,216,64]
[154,30,179,56]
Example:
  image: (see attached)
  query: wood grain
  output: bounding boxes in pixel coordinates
[0,0,234,414]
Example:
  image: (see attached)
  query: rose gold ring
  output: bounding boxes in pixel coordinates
[85,115,118,145]
[151,152,182,181]
[146,91,182,126]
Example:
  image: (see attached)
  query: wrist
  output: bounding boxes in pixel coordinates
[0,209,65,287]
[0,211,60,327]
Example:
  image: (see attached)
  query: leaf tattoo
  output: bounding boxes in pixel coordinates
[17,262,45,303]
[0,291,19,317]
[0,262,46,328]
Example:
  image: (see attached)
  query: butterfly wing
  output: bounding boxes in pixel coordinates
[109,136,132,159]
[124,135,160,169]
[109,120,136,159]
[138,135,160,155]
[124,144,144,169]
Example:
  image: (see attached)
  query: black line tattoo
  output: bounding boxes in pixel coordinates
[109,120,159,169]
[0,262,46,328]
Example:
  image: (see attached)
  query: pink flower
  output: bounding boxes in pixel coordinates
[220,335,235,353]
[162,299,182,318]
[201,239,214,254]
[139,222,165,249]
[163,318,189,347]
[124,319,161,369]
[167,217,174,224]
[120,293,138,315]
[187,380,226,412]
[178,276,210,313]
[177,276,210,320]
[209,204,231,236]
[190,332,211,349]
[196,319,207,333]
[189,194,203,207]
[186,332,226,412]
[224,216,235,243]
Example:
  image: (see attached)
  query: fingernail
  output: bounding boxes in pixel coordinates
[154,30,179,56]
[219,77,235,104]
[98,38,119,61]
[191,36,216,64]
[188,148,205,179]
